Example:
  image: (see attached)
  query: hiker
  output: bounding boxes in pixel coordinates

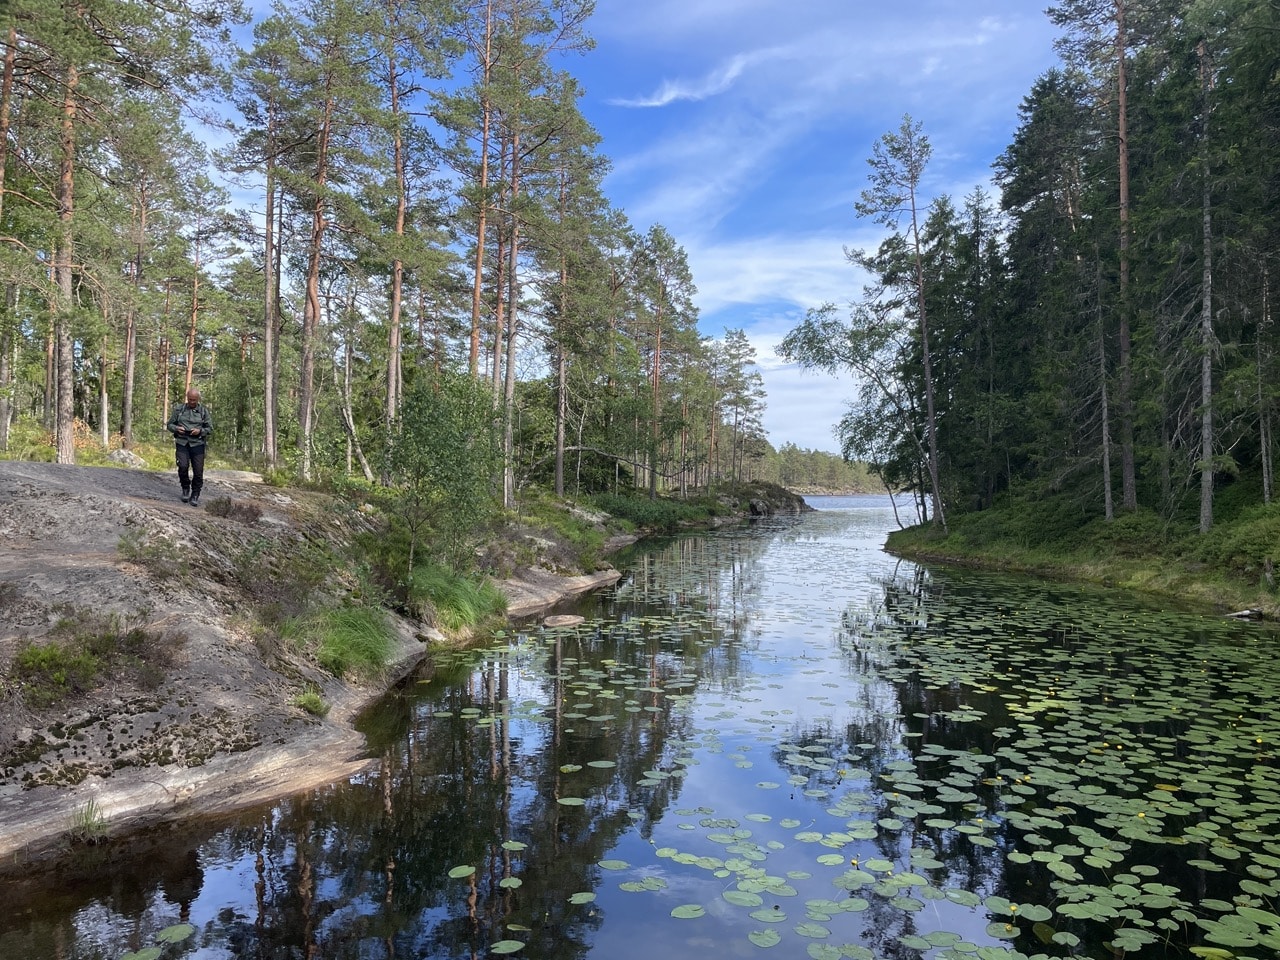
[167,388,212,506]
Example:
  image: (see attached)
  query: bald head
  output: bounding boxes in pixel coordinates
[186,389,201,405]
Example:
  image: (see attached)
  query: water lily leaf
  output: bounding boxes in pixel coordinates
[490,940,525,954]
[557,797,586,806]
[448,865,476,879]
[749,930,782,948]
[155,924,195,944]
[121,950,162,960]
[1236,906,1280,928]
[796,922,831,938]
[805,945,840,960]
[750,908,787,923]
[725,890,765,907]
[501,840,527,851]
[568,892,596,904]
[672,904,706,919]
[598,859,629,870]
[985,921,1019,941]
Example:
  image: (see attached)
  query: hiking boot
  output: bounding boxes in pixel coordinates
[181,488,191,503]
[189,493,201,507]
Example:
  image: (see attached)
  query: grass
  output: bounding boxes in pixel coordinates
[589,491,718,532]
[886,481,1280,618]
[290,685,330,717]
[9,613,174,708]
[515,491,610,571]
[285,607,396,679]
[406,563,508,632]
[67,799,108,845]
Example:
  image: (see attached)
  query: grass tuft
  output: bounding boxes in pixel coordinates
[286,607,395,679]
[406,563,507,632]
[67,798,107,845]
[290,685,330,717]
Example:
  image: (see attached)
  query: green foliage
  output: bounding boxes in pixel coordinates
[515,492,609,571]
[590,492,712,532]
[386,372,501,571]
[1081,510,1173,559]
[405,563,507,633]
[232,536,333,622]
[1194,503,1280,586]
[67,799,108,845]
[13,642,100,707]
[0,419,55,462]
[290,686,330,717]
[9,613,172,708]
[117,528,189,575]
[285,607,396,679]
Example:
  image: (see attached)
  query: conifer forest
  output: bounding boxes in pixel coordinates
[0,0,1276,526]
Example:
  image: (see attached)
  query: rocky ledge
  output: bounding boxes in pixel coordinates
[0,461,621,872]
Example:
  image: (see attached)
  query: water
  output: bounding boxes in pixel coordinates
[5,496,1280,959]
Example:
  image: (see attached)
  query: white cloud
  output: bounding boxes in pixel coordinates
[609,49,787,108]
[575,1,1060,452]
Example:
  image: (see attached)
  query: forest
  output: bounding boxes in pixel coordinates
[784,0,1278,537]
[0,0,823,504]
[0,0,1276,537]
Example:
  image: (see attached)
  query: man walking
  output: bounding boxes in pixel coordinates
[167,388,213,506]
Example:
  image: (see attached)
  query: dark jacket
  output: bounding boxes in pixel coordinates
[167,402,213,448]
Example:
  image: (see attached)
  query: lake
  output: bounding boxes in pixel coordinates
[5,495,1280,959]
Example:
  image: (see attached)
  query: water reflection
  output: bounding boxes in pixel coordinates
[4,498,1278,960]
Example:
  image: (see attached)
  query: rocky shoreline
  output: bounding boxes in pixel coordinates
[0,462,634,873]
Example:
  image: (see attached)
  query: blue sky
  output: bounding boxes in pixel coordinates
[559,1,1063,453]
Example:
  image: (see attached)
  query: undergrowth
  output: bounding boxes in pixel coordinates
[284,607,395,680]
[405,563,507,632]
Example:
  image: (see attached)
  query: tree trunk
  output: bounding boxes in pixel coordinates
[1115,0,1137,511]
[502,139,521,510]
[185,267,199,394]
[909,190,945,528]
[386,19,405,429]
[648,308,662,499]
[555,343,567,496]
[1261,269,1274,506]
[0,28,13,227]
[99,337,109,446]
[262,102,280,469]
[54,64,77,466]
[1197,39,1215,534]
[341,336,374,482]
[468,0,495,378]
[299,90,335,481]
[0,286,13,452]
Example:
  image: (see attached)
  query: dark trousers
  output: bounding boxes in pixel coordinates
[176,444,206,495]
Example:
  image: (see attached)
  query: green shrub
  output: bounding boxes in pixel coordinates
[1081,509,1171,558]
[590,492,709,532]
[290,686,330,717]
[1195,503,1280,583]
[406,563,507,632]
[13,641,99,707]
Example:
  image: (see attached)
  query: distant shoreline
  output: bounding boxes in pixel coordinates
[786,486,889,497]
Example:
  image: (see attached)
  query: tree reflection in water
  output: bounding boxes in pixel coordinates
[3,501,1278,959]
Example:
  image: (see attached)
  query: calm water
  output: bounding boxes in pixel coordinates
[5,496,1279,960]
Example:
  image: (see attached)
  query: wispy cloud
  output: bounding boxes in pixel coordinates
[575,1,1060,451]
[609,48,787,108]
